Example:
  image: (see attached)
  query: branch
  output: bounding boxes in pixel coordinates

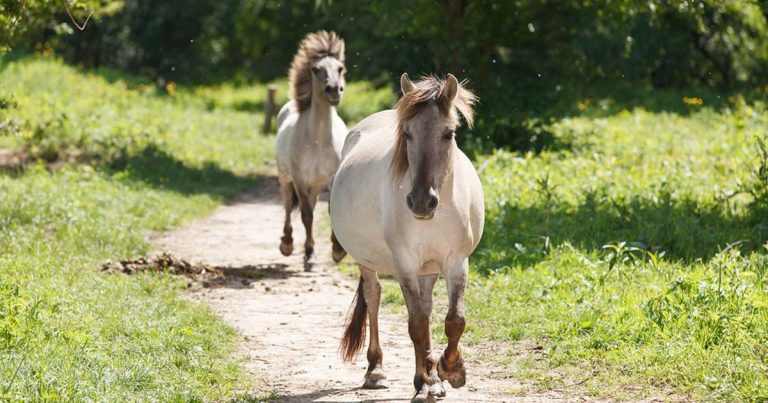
[65,6,93,31]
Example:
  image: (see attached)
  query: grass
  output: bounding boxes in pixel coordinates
[0,57,275,400]
[462,93,768,400]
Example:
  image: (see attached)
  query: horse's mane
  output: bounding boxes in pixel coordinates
[288,31,345,112]
[390,75,477,180]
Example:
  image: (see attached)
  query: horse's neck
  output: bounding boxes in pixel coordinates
[304,92,337,147]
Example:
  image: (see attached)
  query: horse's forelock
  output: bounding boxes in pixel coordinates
[389,76,477,181]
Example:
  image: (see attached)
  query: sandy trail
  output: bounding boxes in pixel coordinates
[152,179,563,403]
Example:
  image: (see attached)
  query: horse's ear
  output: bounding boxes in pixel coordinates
[442,74,459,103]
[400,73,414,95]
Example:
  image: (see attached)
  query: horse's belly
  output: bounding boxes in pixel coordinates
[330,163,396,274]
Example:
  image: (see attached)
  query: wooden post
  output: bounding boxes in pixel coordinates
[263,85,277,134]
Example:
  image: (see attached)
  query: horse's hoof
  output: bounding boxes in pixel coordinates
[279,242,293,256]
[362,378,388,389]
[428,380,446,397]
[438,355,466,389]
[363,367,387,389]
[303,256,317,272]
[411,384,436,403]
[332,248,347,263]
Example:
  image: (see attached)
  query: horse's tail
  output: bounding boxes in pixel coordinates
[340,276,367,362]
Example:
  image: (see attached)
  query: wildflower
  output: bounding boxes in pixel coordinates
[166,81,176,96]
[577,98,591,111]
[682,96,703,106]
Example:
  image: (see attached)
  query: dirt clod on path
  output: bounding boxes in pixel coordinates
[150,182,559,402]
[100,251,288,287]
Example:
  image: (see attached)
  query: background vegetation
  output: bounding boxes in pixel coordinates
[7,0,768,150]
[2,0,768,401]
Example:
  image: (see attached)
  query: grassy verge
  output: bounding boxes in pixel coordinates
[0,57,275,400]
[464,94,768,400]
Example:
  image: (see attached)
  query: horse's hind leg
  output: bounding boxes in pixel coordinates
[328,195,347,262]
[331,231,346,263]
[438,258,469,389]
[279,178,297,256]
[360,266,386,389]
[298,189,319,271]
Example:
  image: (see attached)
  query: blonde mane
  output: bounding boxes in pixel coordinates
[390,75,477,180]
[288,31,346,112]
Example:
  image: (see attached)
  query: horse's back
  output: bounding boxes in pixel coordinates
[276,100,295,130]
[275,102,299,180]
[340,110,397,162]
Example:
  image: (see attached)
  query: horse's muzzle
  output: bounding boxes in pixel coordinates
[406,190,438,220]
[325,86,342,105]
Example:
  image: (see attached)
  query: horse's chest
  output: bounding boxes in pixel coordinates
[295,147,340,184]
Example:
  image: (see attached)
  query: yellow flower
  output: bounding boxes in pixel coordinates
[682,96,703,106]
[166,81,176,96]
[577,98,591,111]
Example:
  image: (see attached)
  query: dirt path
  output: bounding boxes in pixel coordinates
[152,180,562,402]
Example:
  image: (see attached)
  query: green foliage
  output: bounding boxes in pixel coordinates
[0,57,272,174]
[0,57,274,400]
[463,94,768,399]
[0,0,118,52]
[10,1,768,149]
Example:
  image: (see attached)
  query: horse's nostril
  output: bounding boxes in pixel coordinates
[427,196,438,210]
[406,194,414,209]
[325,85,332,92]
[339,86,344,92]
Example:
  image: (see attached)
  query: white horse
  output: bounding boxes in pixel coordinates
[276,31,348,270]
[332,73,484,402]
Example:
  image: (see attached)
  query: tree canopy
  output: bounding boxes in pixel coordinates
[4,0,768,148]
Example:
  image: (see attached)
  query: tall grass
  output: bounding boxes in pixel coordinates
[467,94,768,399]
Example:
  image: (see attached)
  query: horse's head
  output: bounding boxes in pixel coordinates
[392,73,477,220]
[288,31,345,111]
[311,56,346,106]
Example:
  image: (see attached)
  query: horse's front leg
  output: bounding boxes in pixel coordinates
[278,178,296,256]
[439,258,469,389]
[398,272,432,402]
[298,189,318,271]
[418,274,445,398]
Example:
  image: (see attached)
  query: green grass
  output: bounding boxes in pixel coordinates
[0,57,275,400]
[462,94,768,400]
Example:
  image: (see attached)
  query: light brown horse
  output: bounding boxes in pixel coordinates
[276,31,348,270]
[331,73,484,402]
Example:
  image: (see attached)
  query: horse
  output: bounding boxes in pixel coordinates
[276,30,348,271]
[331,73,484,402]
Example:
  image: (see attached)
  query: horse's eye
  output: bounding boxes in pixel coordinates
[312,67,321,75]
[403,130,412,140]
[338,67,344,74]
[443,131,455,141]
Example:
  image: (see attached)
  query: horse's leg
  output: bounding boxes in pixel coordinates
[438,258,469,389]
[327,179,347,263]
[331,231,346,262]
[298,187,319,271]
[278,178,296,256]
[398,272,432,402]
[360,266,386,389]
[418,274,445,398]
